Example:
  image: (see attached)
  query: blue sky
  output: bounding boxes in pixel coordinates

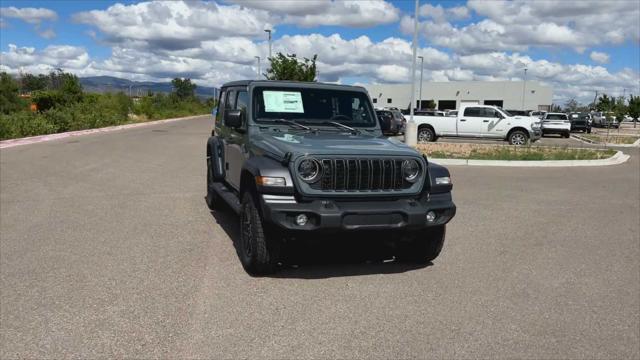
[1,0,639,103]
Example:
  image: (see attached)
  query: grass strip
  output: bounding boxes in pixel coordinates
[417,143,616,161]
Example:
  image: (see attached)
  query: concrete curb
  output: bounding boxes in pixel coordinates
[572,134,640,148]
[430,150,630,167]
[0,114,208,149]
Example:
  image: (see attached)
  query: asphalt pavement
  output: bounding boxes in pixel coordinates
[1,116,639,358]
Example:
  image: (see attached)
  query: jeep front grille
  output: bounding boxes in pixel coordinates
[309,158,413,192]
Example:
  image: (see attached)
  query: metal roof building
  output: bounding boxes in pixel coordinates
[363,80,553,112]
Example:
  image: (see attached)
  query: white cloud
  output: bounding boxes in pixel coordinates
[590,51,610,64]
[235,0,400,28]
[404,0,640,54]
[0,6,58,38]
[73,1,275,50]
[0,6,57,24]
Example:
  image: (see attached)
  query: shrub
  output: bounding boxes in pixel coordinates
[0,111,56,140]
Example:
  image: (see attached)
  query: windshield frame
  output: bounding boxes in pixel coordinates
[251,86,378,128]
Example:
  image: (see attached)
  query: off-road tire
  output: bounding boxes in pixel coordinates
[418,127,436,143]
[563,132,570,138]
[396,225,446,263]
[508,130,529,145]
[238,192,281,275]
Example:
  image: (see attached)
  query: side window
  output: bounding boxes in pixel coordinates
[216,89,226,125]
[225,90,236,110]
[235,91,249,112]
[464,107,482,117]
[372,98,377,104]
[387,98,392,104]
[482,108,498,118]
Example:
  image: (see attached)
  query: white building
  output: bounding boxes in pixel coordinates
[363,81,552,112]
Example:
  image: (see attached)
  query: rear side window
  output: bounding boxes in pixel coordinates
[482,108,499,118]
[464,107,482,117]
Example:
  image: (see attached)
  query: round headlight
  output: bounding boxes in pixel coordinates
[298,158,321,183]
[402,159,421,182]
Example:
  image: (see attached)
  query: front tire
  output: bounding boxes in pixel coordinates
[508,130,529,145]
[396,225,446,263]
[563,132,570,138]
[417,127,436,143]
[238,192,281,275]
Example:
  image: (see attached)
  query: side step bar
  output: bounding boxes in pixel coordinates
[211,182,241,214]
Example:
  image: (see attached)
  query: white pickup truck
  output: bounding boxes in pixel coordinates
[413,104,542,145]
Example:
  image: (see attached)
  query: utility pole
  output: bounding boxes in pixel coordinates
[521,68,528,110]
[254,56,261,79]
[405,0,419,147]
[264,29,272,59]
[418,55,424,110]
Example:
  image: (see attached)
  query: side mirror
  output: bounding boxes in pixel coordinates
[224,109,243,128]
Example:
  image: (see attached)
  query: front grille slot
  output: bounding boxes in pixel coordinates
[313,157,417,192]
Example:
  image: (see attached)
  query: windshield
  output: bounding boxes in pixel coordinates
[253,87,376,127]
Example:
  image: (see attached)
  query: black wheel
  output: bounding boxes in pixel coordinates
[238,192,281,275]
[206,157,219,210]
[508,130,529,145]
[563,132,570,138]
[396,225,446,263]
[417,127,436,143]
[586,128,591,134]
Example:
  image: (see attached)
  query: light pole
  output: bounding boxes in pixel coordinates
[405,0,419,147]
[264,29,272,59]
[255,56,261,79]
[521,67,528,110]
[418,55,424,110]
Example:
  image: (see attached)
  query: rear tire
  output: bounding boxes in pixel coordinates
[563,132,570,138]
[238,192,281,275]
[396,225,446,263]
[417,127,436,143]
[508,130,529,145]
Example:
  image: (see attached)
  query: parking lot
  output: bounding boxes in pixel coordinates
[1,115,639,358]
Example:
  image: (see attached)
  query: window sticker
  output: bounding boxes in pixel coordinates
[263,91,304,113]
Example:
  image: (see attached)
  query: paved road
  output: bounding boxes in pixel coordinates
[1,116,639,358]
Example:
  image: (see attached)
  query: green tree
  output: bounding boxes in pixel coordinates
[0,72,26,114]
[266,53,318,82]
[596,94,615,112]
[628,94,640,128]
[21,73,49,92]
[613,96,627,123]
[171,78,197,100]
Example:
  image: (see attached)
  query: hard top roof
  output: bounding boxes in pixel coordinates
[220,80,365,91]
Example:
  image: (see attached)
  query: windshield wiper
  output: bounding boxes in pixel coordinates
[320,121,360,134]
[259,118,311,130]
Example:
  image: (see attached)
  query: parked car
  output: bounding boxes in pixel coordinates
[529,110,547,119]
[541,113,571,138]
[413,104,541,145]
[569,112,591,133]
[505,110,528,116]
[206,80,456,274]
[591,111,619,128]
[415,110,446,116]
[375,109,403,135]
[387,108,407,134]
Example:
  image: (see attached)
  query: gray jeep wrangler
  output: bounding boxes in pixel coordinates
[206,80,456,274]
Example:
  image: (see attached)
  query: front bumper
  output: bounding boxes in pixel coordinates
[260,193,456,231]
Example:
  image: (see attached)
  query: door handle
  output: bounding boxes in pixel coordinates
[483,120,490,123]
[459,119,467,122]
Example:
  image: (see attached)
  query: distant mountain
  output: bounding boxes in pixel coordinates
[79,76,218,98]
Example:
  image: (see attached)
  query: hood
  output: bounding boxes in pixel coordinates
[250,128,419,159]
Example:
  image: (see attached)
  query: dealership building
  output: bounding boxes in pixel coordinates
[363,80,553,112]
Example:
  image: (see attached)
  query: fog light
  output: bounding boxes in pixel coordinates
[295,214,308,226]
[426,211,437,223]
